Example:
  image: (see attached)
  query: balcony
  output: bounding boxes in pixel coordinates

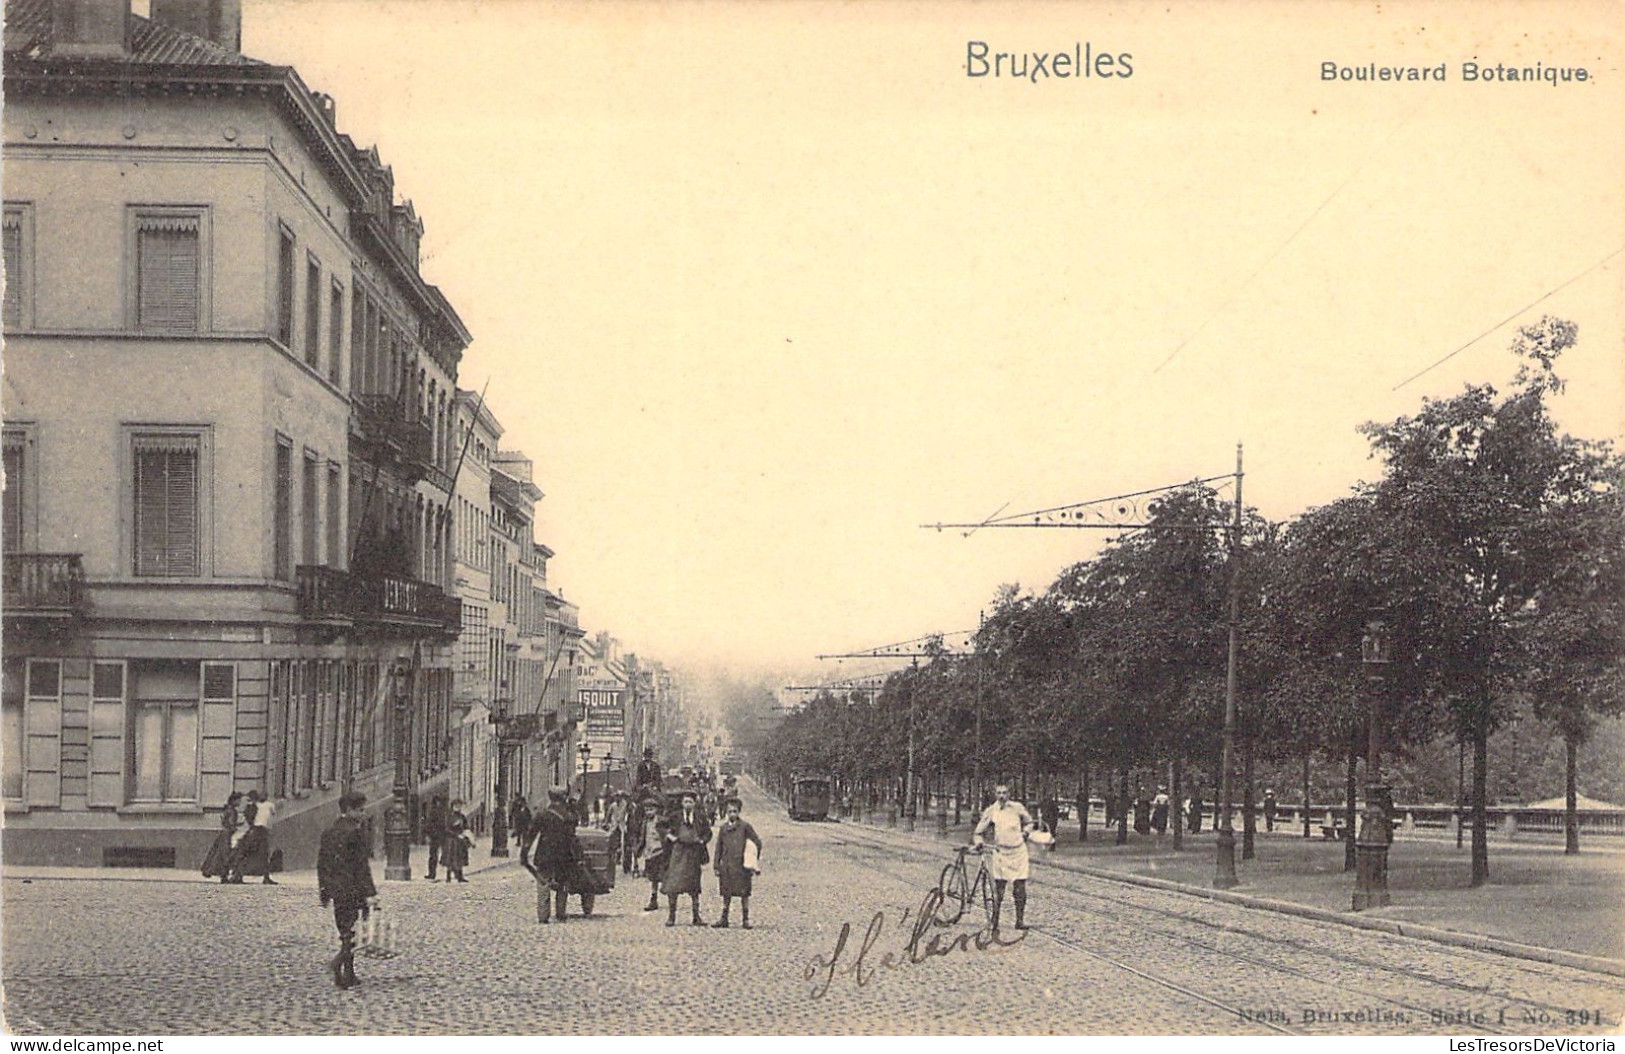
[296,564,460,638]
[3,553,88,621]
[351,395,436,485]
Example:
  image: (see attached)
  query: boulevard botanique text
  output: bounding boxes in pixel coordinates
[1322,61,1591,84]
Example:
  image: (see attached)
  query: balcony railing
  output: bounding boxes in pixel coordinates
[3,553,87,617]
[296,564,460,637]
[351,395,437,484]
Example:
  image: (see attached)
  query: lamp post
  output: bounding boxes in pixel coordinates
[1214,443,1244,889]
[489,699,513,858]
[383,656,414,881]
[1353,613,1393,910]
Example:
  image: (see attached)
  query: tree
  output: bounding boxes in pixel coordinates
[1359,316,1618,884]
[1521,455,1625,851]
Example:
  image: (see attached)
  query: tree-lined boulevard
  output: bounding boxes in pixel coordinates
[752,321,1625,896]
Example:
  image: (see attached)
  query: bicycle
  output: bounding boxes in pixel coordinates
[934,844,994,926]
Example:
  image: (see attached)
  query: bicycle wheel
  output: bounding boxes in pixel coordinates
[936,863,968,926]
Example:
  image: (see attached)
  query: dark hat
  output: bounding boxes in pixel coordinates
[643,747,655,756]
[548,786,569,803]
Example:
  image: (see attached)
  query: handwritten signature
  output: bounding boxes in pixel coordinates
[804,887,1026,998]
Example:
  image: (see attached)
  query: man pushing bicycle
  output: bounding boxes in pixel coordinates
[972,783,1034,932]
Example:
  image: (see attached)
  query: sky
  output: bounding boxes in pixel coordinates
[236,0,1624,685]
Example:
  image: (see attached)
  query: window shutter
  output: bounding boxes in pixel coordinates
[199,662,236,807]
[3,432,24,553]
[136,219,200,333]
[133,434,200,576]
[3,213,23,329]
[25,659,62,807]
[89,662,126,807]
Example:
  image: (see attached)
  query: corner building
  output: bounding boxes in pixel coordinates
[2,0,469,868]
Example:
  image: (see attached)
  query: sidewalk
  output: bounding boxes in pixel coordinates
[2,843,525,889]
[839,807,1625,969]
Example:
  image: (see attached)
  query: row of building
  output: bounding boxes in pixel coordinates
[1,0,685,869]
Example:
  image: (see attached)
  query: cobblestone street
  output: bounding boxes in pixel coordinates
[4,781,1623,1035]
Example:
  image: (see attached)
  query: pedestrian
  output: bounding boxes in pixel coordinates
[237,789,278,884]
[636,747,661,794]
[510,794,533,859]
[972,783,1033,931]
[1263,789,1277,833]
[606,791,629,872]
[662,791,711,926]
[317,791,378,990]
[525,788,578,924]
[442,799,470,883]
[639,795,670,909]
[1133,788,1151,835]
[1152,786,1170,835]
[1188,789,1203,833]
[201,791,244,884]
[510,799,536,863]
[710,797,763,930]
[1040,794,1060,839]
[622,795,644,875]
[422,795,445,880]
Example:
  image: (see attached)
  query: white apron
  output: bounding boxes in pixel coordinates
[987,840,1030,882]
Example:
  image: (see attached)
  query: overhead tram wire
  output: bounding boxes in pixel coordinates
[1153,92,1437,376]
[1391,245,1625,391]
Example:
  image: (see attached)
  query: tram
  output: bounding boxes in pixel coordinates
[788,775,833,821]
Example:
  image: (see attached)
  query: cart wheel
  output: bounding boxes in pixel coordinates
[581,893,595,917]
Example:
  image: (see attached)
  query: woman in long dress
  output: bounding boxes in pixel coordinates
[201,791,243,883]
[442,800,470,883]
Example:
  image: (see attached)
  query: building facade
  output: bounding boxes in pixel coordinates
[2,0,468,868]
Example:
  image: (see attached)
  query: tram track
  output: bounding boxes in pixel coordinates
[816,827,1302,1035]
[819,819,1622,1035]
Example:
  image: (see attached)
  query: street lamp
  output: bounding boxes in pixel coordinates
[489,698,513,858]
[383,657,414,882]
[1353,612,1393,910]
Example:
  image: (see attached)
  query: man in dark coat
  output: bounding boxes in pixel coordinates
[422,795,445,880]
[662,791,711,927]
[318,792,378,990]
[636,748,661,793]
[1188,789,1204,833]
[511,794,534,862]
[525,788,578,924]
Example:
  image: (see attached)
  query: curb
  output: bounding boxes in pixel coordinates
[3,853,524,886]
[830,812,1625,981]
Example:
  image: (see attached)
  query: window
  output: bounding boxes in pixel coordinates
[132,431,201,577]
[131,209,206,333]
[328,281,345,386]
[273,437,292,580]
[3,203,33,330]
[276,227,296,346]
[304,256,322,368]
[326,463,342,568]
[301,450,318,567]
[128,661,198,803]
[4,428,28,552]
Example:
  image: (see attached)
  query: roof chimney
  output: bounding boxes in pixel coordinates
[51,0,131,58]
[148,0,242,52]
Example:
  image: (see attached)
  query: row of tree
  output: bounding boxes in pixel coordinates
[757,319,1624,884]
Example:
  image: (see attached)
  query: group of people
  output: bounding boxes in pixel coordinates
[310,751,767,990]
[200,789,278,885]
